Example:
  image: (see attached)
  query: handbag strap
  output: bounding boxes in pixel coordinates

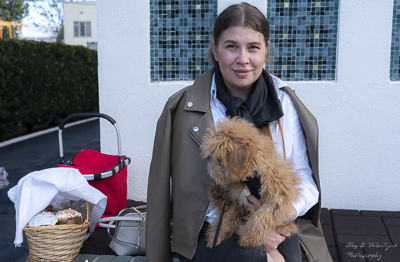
[211,201,226,262]
[212,201,226,249]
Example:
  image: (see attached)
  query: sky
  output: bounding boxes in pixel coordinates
[21,2,53,39]
[22,24,53,39]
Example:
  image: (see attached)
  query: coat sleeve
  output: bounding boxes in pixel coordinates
[279,86,321,226]
[146,99,175,262]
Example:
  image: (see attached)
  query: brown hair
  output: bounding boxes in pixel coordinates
[209,2,271,70]
[259,122,286,158]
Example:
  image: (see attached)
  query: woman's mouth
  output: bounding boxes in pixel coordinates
[233,69,251,77]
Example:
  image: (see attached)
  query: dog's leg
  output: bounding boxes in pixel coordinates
[206,205,241,247]
[238,196,299,248]
[238,204,277,248]
[206,184,246,248]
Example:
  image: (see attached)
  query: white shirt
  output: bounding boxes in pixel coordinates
[206,74,319,222]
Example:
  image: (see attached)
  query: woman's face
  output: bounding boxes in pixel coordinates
[212,26,269,100]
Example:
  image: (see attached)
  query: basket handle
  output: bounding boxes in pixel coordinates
[58,113,122,165]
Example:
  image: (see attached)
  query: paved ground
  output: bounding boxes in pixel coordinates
[1,120,399,262]
[0,120,101,262]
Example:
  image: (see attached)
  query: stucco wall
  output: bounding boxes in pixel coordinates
[97,0,400,211]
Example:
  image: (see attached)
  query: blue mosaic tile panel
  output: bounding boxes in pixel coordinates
[390,0,400,81]
[266,0,339,81]
[150,0,217,81]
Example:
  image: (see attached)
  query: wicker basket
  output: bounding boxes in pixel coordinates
[23,201,90,262]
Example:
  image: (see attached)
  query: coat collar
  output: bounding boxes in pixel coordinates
[184,68,215,113]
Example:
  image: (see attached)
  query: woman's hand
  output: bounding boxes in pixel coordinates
[263,228,290,252]
[234,194,261,237]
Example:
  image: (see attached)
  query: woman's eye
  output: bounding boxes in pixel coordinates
[249,45,260,50]
[226,44,237,49]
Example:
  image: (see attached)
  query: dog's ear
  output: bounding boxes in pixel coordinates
[211,134,254,182]
[200,117,259,182]
[227,140,252,179]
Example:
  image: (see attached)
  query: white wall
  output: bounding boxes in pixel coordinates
[64,2,97,46]
[97,0,400,211]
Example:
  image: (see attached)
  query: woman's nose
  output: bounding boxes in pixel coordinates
[236,49,249,64]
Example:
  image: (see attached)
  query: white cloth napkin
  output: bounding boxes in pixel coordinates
[8,167,107,247]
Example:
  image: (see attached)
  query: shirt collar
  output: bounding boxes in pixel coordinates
[270,74,290,91]
[210,73,217,102]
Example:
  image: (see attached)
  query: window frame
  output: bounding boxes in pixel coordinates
[74,21,92,37]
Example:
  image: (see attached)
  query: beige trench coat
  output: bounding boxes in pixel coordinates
[146,69,332,262]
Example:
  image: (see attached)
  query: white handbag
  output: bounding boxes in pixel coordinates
[98,205,146,255]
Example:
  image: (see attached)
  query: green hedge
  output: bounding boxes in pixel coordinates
[0,39,99,142]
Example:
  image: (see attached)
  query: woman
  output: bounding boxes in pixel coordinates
[146,2,332,262]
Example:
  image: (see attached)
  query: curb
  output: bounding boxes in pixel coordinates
[0,119,97,148]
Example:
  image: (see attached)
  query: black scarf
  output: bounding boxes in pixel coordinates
[215,69,283,127]
[215,69,283,198]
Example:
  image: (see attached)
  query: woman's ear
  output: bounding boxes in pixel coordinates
[212,40,218,62]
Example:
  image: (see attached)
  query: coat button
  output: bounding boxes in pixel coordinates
[187,102,193,107]
[193,127,199,132]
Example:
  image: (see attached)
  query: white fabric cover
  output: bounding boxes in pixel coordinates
[8,167,107,247]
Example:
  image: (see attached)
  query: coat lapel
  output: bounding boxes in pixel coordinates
[185,69,215,146]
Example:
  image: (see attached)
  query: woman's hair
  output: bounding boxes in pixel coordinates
[209,2,271,69]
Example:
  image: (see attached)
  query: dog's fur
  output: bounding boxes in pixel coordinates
[200,117,301,248]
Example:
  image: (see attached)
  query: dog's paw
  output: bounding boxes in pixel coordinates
[205,232,216,248]
[277,223,298,235]
[209,184,228,200]
[208,184,229,206]
[240,207,251,220]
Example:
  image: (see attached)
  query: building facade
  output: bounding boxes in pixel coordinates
[64,1,97,48]
[97,0,400,211]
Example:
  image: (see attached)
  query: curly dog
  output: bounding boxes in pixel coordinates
[200,117,301,248]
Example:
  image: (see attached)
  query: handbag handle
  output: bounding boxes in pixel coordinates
[98,216,144,228]
[98,206,146,250]
[98,206,146,228]
[105,224,143,250]
[58,113,123,166]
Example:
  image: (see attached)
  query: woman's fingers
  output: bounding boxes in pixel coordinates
[246,194,261,210]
